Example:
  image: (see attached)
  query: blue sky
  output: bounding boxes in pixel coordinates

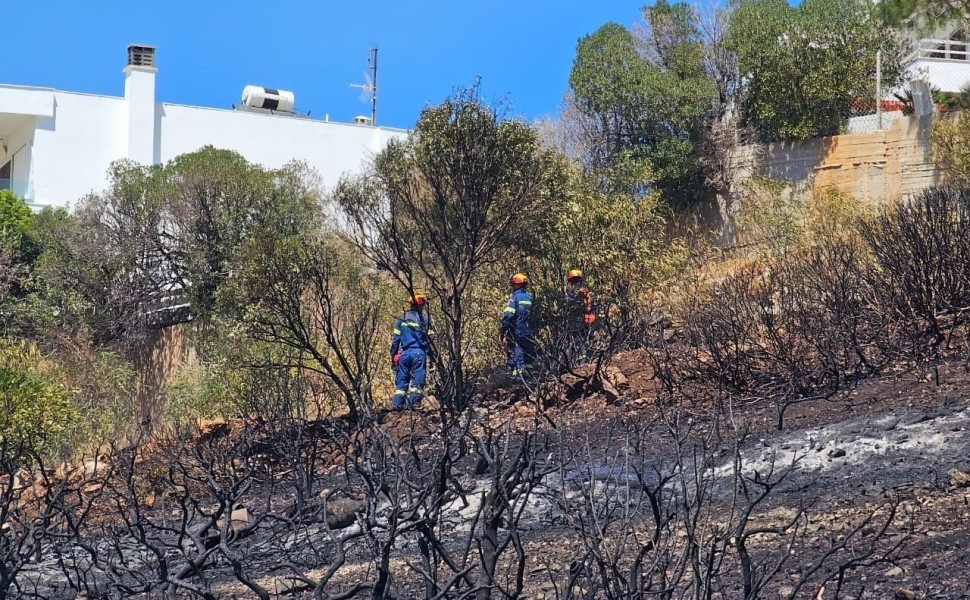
[4,1,645,129]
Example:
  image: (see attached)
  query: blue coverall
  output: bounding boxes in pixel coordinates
[501,288,535,378]
[390,309,433,408]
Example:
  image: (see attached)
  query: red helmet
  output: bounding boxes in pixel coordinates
[567,269,584,281]
[509,272,528,286]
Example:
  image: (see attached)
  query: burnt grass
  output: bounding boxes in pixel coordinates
[17,352,970,599]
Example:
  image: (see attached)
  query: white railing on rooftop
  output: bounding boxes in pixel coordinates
[913,38,970,62]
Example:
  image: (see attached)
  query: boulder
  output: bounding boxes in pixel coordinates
[287,496,363,529]
[219,506,254,535]
[190,505,255,549]
[947,469,970,488]
[270,575,311,596]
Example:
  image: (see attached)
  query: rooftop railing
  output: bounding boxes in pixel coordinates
[913,38,970,62]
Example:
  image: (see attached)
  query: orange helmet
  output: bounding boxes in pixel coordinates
[509,272,529,286]
[567,269,584,281]
[411,291,426,306]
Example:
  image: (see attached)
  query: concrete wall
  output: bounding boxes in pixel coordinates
[724,114,944,243]
[730,113,942,202]
[134,326,194,425]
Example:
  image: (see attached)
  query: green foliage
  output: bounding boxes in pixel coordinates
[69,349,137,444]
[876,0,919,26]
[568,4,717,205]
[0,339,76,456]
[522,185,681,314]
[932,112,970,189]
[876,0,969,32]
[0,194,139,452]
[338,85,570,411]
[0,190,33,252]
[166,356,235,425]
[728,0,905,141]
[50,147,322,347]
[227,232,397,419]
[735,179,873,257]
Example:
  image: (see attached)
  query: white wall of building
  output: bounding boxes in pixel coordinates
[125,67,158,165]
[30,91,128,208]
[158,104,395,191]
[909,59,970,93]
[0,48,408,209]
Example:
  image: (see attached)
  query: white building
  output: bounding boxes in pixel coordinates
[0,45,407,209]
[908,24,970,94]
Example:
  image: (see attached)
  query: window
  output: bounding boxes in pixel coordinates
[0,160,10,190]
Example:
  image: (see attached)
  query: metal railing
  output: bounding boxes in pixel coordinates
[913,38,970,62]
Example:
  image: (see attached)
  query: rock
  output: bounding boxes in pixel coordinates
[190,505,255,549]
[289,497,364,529]
[884,566,903,577]
[421,395,442,412]
[894,589,916,600]
[948,469,970,488]
[603,366,629,391]
[880,418,900,432]
[270,575,311,595]
[222,506,253,535]
[600,379,622,403]
[81,481,105,495]
[828,448,847,458]
[901,413,933,426]
[325,498,364,529]
[559,373,584,392]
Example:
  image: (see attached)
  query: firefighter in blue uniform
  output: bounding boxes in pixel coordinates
[390,291,434,410]
[501,273,535,380]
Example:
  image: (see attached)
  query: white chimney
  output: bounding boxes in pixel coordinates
[124,44,157,165]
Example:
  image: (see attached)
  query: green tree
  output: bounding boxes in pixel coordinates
[336,85,570,412]
[877,0,969,32]
[0,190,33,253]
[228,234,396,422]
[728,0,905,141]
[43,147,321,348]
[0,191,35,304]
[569,5,718,205]
[566,2,740,208]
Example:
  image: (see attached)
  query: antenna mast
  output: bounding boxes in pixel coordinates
[368,46,378,126]
[350,46,379,126]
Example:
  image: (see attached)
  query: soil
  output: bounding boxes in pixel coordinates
[15,352,970,599]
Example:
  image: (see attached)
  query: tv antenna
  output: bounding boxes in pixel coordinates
[350,46,378,125]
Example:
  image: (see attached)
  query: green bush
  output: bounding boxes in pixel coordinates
[932,113,970,188]
[0,339,76,456]
[0,190,33,253]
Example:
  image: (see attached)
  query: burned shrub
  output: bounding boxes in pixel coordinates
[860,186,970,347]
